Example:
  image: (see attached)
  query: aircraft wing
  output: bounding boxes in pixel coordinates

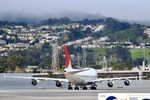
[4,75,68,82]
[91,76,138,83]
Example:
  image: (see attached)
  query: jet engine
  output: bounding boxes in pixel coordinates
[31,79,38,86]
[56,81,62,87]
[124,79,131,86]
[107,81,114,87]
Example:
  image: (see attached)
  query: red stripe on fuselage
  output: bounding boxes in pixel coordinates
[64,45,70,68]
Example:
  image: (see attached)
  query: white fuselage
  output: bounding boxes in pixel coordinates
[64,68,98,85]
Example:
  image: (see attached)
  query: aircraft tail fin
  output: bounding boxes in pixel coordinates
[64,44,72,69]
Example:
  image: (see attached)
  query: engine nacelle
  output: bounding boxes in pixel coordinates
[124,79,131,86]
[56,81,62,87]
[107,81,114,88]
[31,79,38,86]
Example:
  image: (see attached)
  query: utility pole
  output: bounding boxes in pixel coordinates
[143,44,146,71]
[77,52,80,68]
[51,42,59,72]
[139,43,145,80]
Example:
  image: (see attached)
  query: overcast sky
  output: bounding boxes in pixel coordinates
[0,0,150,21]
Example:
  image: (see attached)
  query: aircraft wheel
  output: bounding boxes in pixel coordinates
[68,86,73,90]
[83,86,87,90]
[90,86,97,90]
[74,86,79,90]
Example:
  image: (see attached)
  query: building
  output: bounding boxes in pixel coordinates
[144,28,150,38]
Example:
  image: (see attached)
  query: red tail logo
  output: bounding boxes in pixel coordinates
[64,45,71,68]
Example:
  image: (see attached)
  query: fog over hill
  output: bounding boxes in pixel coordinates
[1,0,150,24]
[0,12,150,25]
[0,12,105,24]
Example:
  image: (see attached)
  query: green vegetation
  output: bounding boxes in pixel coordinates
[0,44,150,72]
[83,47,150,70]
[130,48,150,65]
[89,47,132,70]
[0,42,52,72]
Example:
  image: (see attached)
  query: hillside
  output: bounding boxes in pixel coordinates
[130,48,150,65]
[41,17,149,43]
[0,17,149,43]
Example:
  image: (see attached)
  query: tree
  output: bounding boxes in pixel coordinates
[133,58,148,66]
[106,46,132,64]
[4,55,25,71]
[86,52,95,66]
[104,17,130,32]
[41,42,52,53]
[6,42,52,70]
[68,27,85,41]
[60,17,70,24]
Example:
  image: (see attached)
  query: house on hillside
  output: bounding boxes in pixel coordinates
[144,28,150,38]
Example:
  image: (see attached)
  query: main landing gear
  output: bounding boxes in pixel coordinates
[67,83,81,90]
[90,83,97,90]
[68,85,79,90]
[67,82,97,90]
[74,85,79,90]
[68,82,73,90]
[83,86,87,90]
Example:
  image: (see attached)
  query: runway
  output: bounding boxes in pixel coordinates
[1,87,150,100]
[1,74,150,100]
[0,89,97,100]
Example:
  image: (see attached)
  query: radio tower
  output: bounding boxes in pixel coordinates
[82,48,87,68]
[51,42,59,72]
[102,56,108,71]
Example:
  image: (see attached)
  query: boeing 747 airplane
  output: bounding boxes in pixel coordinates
[5,45,135,90]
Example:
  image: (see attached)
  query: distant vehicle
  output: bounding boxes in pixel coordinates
[5,45,136,90]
